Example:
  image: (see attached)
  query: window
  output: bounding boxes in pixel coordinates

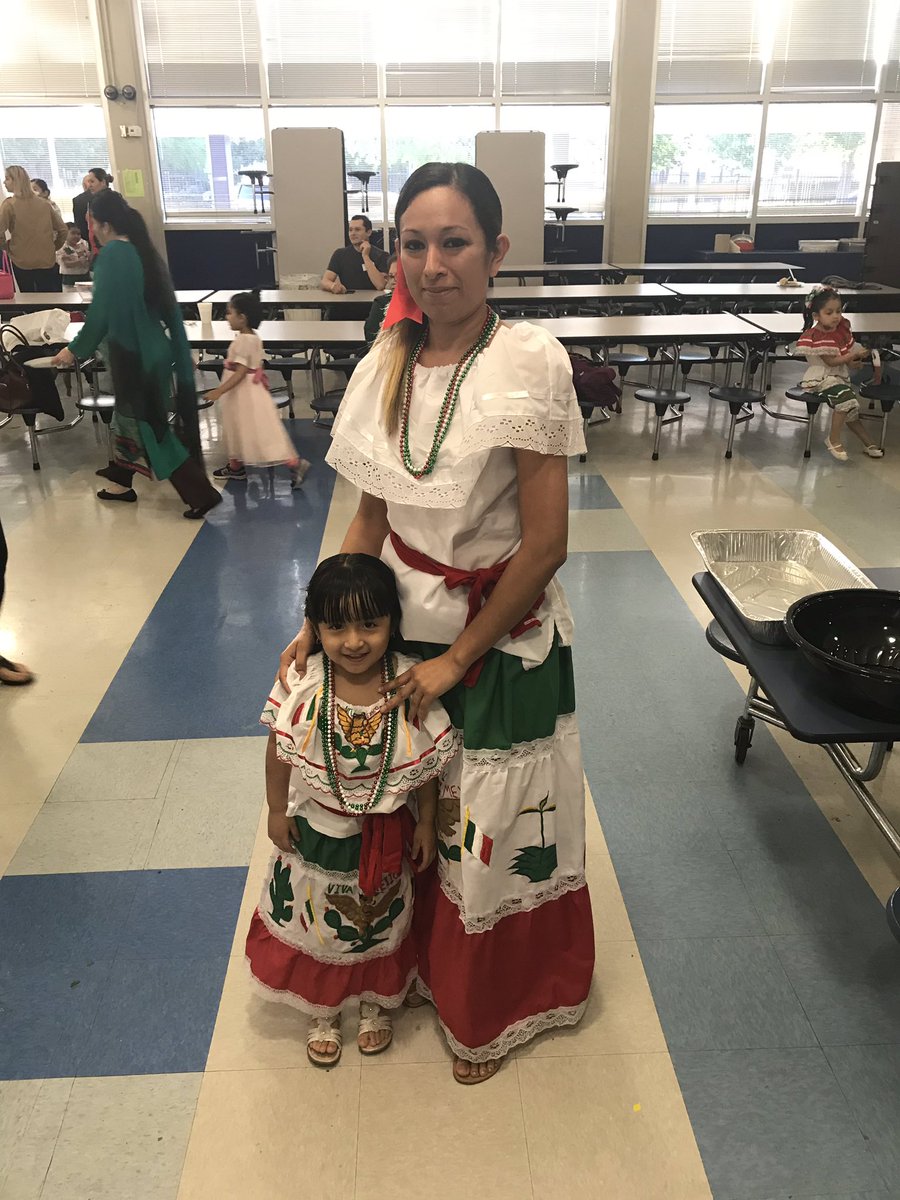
[768,0,879,91]
[385,1,498,98]
[140,0,260,98]
[0,0,99,99]
[501,105,609,216]
[500,0,614,97]
[152,107,265,213]
[650,104,762,215]
[876,102,900,160]
[274,107,383,219]
[385,106,494,217]
[262,2,378,100]
[656,0,763,95]
[0,107,109,221]
[757,103,875,212]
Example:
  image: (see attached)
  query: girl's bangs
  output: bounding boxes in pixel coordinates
[318,583,390,628]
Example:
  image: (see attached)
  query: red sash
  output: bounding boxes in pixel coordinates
[224,361,271,390]
[388,531,544,687]
[359,807,415,897]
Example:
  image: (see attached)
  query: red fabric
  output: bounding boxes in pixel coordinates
[224,360,271,390]
[359,806,415,897]
[797,317,854,354]
[246,911,416,1009]
[389,530,545,686]
[413,866,595,1056]
[382,251,423,328]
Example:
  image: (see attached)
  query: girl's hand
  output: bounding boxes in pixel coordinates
[51,347,75,368]
[278,619,316,690]
[411,820,436,871]
[381,652,466,723]
[205,387,222,402]
[268,810,295,854]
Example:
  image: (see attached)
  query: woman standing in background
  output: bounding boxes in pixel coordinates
[0,165,66,292]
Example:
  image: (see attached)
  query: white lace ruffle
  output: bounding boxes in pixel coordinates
[462,712,579,769]
[438,871,588,935]
[245,958,417,1020]
[415,979,588,1063]
[274,724,460,801]
[255,902,410,965]
[327,413,584,510]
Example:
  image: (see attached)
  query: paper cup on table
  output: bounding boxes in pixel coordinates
[198,302,213,326]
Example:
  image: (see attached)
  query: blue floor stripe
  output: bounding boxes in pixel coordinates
[560,549,899,1198]
[82,421,336,742]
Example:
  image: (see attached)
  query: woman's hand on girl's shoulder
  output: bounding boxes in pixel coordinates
[380,652,466,722]
[278,620,316,689]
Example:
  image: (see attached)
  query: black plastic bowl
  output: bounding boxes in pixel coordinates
[785,589,900,722]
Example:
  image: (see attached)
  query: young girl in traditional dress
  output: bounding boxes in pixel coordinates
[207,291,311,487]
[246,554,458,1066]
[798,286,884,462]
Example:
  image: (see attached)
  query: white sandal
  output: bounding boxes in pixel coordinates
[865,444,885,458]
[307,1015,342,1067]
[357,1002,393,1056]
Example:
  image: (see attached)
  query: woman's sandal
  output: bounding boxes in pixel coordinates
[357,1002,393,1056]
[452,1056,503,1086]
[307,1016,342,1068]
[403,983,429,1009]
[0,655,34,686]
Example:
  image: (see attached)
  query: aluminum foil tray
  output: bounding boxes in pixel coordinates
[692,529,874,644]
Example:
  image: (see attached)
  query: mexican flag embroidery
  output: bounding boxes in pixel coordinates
[462,806,493,866]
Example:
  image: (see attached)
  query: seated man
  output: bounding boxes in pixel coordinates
[322,214,389,294]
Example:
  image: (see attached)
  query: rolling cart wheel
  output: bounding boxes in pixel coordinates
[734,715,754,764]
[887,888,900,944]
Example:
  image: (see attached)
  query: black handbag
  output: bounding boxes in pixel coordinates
[0,326,33,415]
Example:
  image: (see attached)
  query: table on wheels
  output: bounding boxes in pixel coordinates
[694,567,900,941]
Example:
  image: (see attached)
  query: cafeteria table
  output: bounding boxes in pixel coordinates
[494,263,620,283]
[0,291,89,312]
[662,282,900,310]
[610,261,803,280]
[694,566,900,942]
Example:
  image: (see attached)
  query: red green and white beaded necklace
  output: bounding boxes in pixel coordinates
[399,306,499,480]
[320,654,399,815]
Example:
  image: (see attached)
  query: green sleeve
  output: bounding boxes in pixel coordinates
[68,249,115,359]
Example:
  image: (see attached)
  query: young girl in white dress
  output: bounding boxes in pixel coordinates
[207,290,311,487]
[247,554,458,1066]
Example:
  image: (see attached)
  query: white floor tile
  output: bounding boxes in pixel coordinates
[6,797,165,875]
[0,1078,73,1200]
[46,742,177,804]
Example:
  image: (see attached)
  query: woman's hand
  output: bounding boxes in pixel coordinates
[411,819,436,872]
[380,652,467,723]
[268,810,295,855]
[51,347,75,368]
[278,619,316,689]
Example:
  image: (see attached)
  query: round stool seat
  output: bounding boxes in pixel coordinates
[349,169,376,183]
[551,163,579,177]
[635,388,691,408]
[859,381,900,409]
[710,386,765,408]
[546,205,578,221]
[705,620,745,666]
[607,351,649,366]
[678,349,713,362]
[75,394,115,413]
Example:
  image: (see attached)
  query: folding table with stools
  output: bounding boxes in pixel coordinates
[695,565,900,944]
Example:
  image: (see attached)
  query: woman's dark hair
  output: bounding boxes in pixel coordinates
[305,554,402,639]
[377,162,503,433]
[88,168,113,186]
[89,190,175,315]
[395,162,502,253]
[802,286,841,331]
[229,290,263,330]
[31,178,50,197]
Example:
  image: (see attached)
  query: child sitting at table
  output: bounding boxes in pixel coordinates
[797,286,884,462]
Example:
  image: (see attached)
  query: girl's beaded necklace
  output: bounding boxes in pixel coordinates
[399,306,499,480]
[321,654,398,815]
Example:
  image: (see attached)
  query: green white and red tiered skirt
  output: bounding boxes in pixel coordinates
[408,635,595,1062]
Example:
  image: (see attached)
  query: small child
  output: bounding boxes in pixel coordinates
[797,286,884,462]
[247,554,458,1066]
[206,290,311,488]
[56,223,91,283]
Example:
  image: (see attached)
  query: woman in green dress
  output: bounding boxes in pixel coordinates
[51,191,220,519]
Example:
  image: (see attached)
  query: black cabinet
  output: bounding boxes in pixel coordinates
[164,229,277,290]
[864,163,900,287]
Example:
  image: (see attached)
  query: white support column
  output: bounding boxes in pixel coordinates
[604,0,661,264]
[91,0,166,256]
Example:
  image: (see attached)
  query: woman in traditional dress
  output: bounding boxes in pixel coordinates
[280,162,594,1083]
[51,191,220,519]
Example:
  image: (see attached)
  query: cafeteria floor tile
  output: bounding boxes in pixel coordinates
[2,360,899,1198]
